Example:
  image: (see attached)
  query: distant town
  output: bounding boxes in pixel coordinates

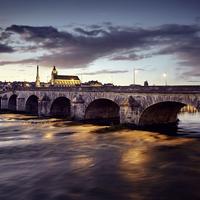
[0,66,149,92]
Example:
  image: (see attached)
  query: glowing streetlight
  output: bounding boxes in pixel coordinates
[163,73,167,86]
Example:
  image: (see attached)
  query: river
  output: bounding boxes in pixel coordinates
[0,112,200,200]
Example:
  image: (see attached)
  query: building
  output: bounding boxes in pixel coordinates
[104,83,114,87]
[144,80,149,86]
[50,66,81,87]
[81,80,103,87]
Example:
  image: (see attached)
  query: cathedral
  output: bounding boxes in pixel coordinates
[50,66,81,87]
[35,66,81,87]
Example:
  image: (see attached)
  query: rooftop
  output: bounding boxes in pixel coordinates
[54,75,80,80]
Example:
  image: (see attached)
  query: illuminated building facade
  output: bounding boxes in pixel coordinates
[50,66,81,87]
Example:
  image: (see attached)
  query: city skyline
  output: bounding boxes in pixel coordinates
[0,0,200,85]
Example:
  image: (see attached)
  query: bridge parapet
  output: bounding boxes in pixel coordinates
[1,85,200,94]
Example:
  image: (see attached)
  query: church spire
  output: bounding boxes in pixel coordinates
[35,65,40,87]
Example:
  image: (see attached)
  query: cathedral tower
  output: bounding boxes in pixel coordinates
[51,66,58,85]
[35,65,40,87]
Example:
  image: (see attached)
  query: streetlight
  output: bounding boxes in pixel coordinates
[133,68,138,85]
[163,73,167,86]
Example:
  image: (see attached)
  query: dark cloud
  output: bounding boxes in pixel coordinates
[78,69,128,75]
[0,31,11,40]
[111,53,150,61]
[0,58,37,65]
[0,28,14,52]
[0,52,95,68]
[74,27,106,36]
[2,23,200,77]
[6,25,74,49]
[0,43,14,53]
[6,25,64,38]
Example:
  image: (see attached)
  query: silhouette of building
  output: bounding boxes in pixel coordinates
[81,80,103,87]
[144,80,149,86]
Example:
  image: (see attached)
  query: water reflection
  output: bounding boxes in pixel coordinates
[70,155,94,172]
[0,113,199,200]
[120,146,150,183]
[44,132,54,140]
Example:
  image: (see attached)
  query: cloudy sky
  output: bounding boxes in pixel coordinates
[0,0,200,85]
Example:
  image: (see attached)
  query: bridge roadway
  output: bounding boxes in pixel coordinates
[0,85,200,126]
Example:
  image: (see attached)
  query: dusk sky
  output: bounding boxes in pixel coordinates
[0,0,200,85]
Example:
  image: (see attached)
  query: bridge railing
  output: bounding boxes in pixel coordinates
[0,85,199,94]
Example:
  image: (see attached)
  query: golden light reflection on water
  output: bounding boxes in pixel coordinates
[111,130,164,144]
[44,132,54,140]
[69,124,105,142]
[70,155,94,171]
[110,129,194,146]
[122,147,148,166]
[120,146,150,182]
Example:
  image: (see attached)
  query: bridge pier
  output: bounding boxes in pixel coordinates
[17,97,26,112]
[71,95,85,120]
[71,103,85,120]
[1,96,8,110]
[119,104,140,125]
[39,98,51,117]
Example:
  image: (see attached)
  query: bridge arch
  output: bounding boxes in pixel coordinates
[84,98,120,124]
[25,95,39,115]
[139,101,186,126]
[50,97,71,118]
[8,94,17,111]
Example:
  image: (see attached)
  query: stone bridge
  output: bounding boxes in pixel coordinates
[0,86,200,126]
